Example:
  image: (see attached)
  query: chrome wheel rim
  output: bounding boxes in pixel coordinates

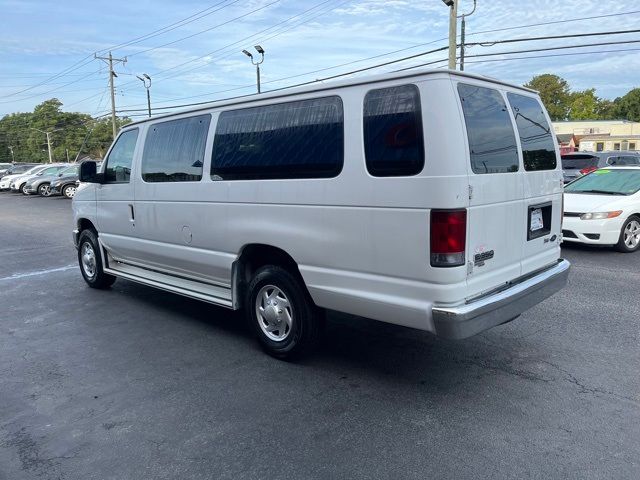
[624,220,640,249]
[65,185,76,198]
[81,242,97,279]
[255,285,293,342]
[40,184,51,196]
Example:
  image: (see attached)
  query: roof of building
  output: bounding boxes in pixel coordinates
[579,135,640,141]
[556,134,574,142]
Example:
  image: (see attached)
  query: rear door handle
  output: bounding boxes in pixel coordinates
[128,204,135,223]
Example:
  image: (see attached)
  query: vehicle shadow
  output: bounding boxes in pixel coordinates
[112,278,548,394]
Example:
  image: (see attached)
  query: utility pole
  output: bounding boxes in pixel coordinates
[458,0,477,71]
[136,74,152,117]
[31,128,56,163]
[242,45,265,93]
[442,0,458,70]
[8,146,15,162]
[95,51,127,140]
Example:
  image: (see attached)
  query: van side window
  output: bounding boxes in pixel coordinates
[211,96,343,180]
[507,93,557,171]
[363,84,424,177]
[104,128,139,183]
[141,114,211,182]
[457,84,519,174]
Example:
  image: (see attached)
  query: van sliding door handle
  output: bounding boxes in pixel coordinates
[128,204,135,222]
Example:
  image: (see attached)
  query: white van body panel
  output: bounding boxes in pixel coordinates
[72,68,569,337]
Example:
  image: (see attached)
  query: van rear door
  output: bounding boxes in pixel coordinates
[456,82,524,298]
[506,92,563,277]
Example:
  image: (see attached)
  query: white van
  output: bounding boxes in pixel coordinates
[73,69,570,358]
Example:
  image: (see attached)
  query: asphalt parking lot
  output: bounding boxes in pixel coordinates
[1,193,638,480]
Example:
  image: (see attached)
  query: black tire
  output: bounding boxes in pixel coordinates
[246,265,321,360]
[62,184,76,199]
[615,216,640,253]
[77,229,116,289]
[20,183,27,194]
[38,182,51,196]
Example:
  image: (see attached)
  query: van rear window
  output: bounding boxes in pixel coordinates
[507,93,557,171]
[457,84,519,174]
[211,96,343,180]
[561,155,598,170]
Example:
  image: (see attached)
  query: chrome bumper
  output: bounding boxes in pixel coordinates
[433,259,570,339]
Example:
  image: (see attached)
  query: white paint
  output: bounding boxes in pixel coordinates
[0,264,76,281]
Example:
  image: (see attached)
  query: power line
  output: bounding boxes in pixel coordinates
[146,0,348,85]
[398,38,640,71]
[98,0,240,53]
[466,28,640,47]
[113,39,640,115]
[126,0,283,58]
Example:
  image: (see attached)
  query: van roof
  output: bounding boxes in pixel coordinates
[125,68,536,127]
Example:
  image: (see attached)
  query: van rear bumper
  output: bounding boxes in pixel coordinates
[432,259,570,339]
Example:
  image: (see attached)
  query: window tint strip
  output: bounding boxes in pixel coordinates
[458,84,519,174]
[507,93,557,171]
[363,84,425,177]
[211,96,343,180]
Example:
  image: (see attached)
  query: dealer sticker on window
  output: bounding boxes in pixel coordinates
[530,208,544,231]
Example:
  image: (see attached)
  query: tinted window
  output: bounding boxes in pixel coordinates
[142,115,210,182]
[211,96,343,180]
[507,93,557,171]
[363,84,424,176]
[458,84,519,174]
[607,155,640,166]
[105,129,138,183]
[561,155,598,170]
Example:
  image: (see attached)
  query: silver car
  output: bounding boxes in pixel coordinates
[561,151,640,184]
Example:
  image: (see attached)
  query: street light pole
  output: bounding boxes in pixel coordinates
[458,0,477,71]
[8,146,15,162]
[136,74,152,117]
[242,45,265,93]
[442,0,458,70]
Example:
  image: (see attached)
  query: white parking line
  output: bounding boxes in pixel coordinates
[0,264,77,281]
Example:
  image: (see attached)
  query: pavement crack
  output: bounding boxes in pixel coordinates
[540,360,639,405]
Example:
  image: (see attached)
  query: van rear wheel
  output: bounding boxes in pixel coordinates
[246,265,320,359]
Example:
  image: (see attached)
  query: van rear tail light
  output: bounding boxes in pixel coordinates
[430,209,466,267]
[579,166,597,175]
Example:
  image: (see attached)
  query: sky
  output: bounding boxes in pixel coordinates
[1,0,639,118]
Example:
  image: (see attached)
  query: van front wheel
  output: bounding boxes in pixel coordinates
[246,265,320,359]
[77,229,116,289]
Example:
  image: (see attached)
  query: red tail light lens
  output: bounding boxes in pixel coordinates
[430,209,467,267]
[579,166,597,175]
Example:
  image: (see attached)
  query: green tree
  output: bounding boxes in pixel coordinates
[0,99,130,163]
[524,74,571,121]
[568,89,600,120]
[614,88,640,122]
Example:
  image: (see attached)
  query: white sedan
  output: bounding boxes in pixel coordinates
[563,167,640,252]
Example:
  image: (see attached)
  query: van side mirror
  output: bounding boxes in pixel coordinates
[79,161,100,183]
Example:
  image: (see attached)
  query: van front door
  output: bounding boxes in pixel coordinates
[96,128,141,263]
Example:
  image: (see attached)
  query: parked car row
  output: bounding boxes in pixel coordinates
[0,162,93,199]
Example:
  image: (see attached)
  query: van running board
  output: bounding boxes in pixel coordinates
[103,258,233,309]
